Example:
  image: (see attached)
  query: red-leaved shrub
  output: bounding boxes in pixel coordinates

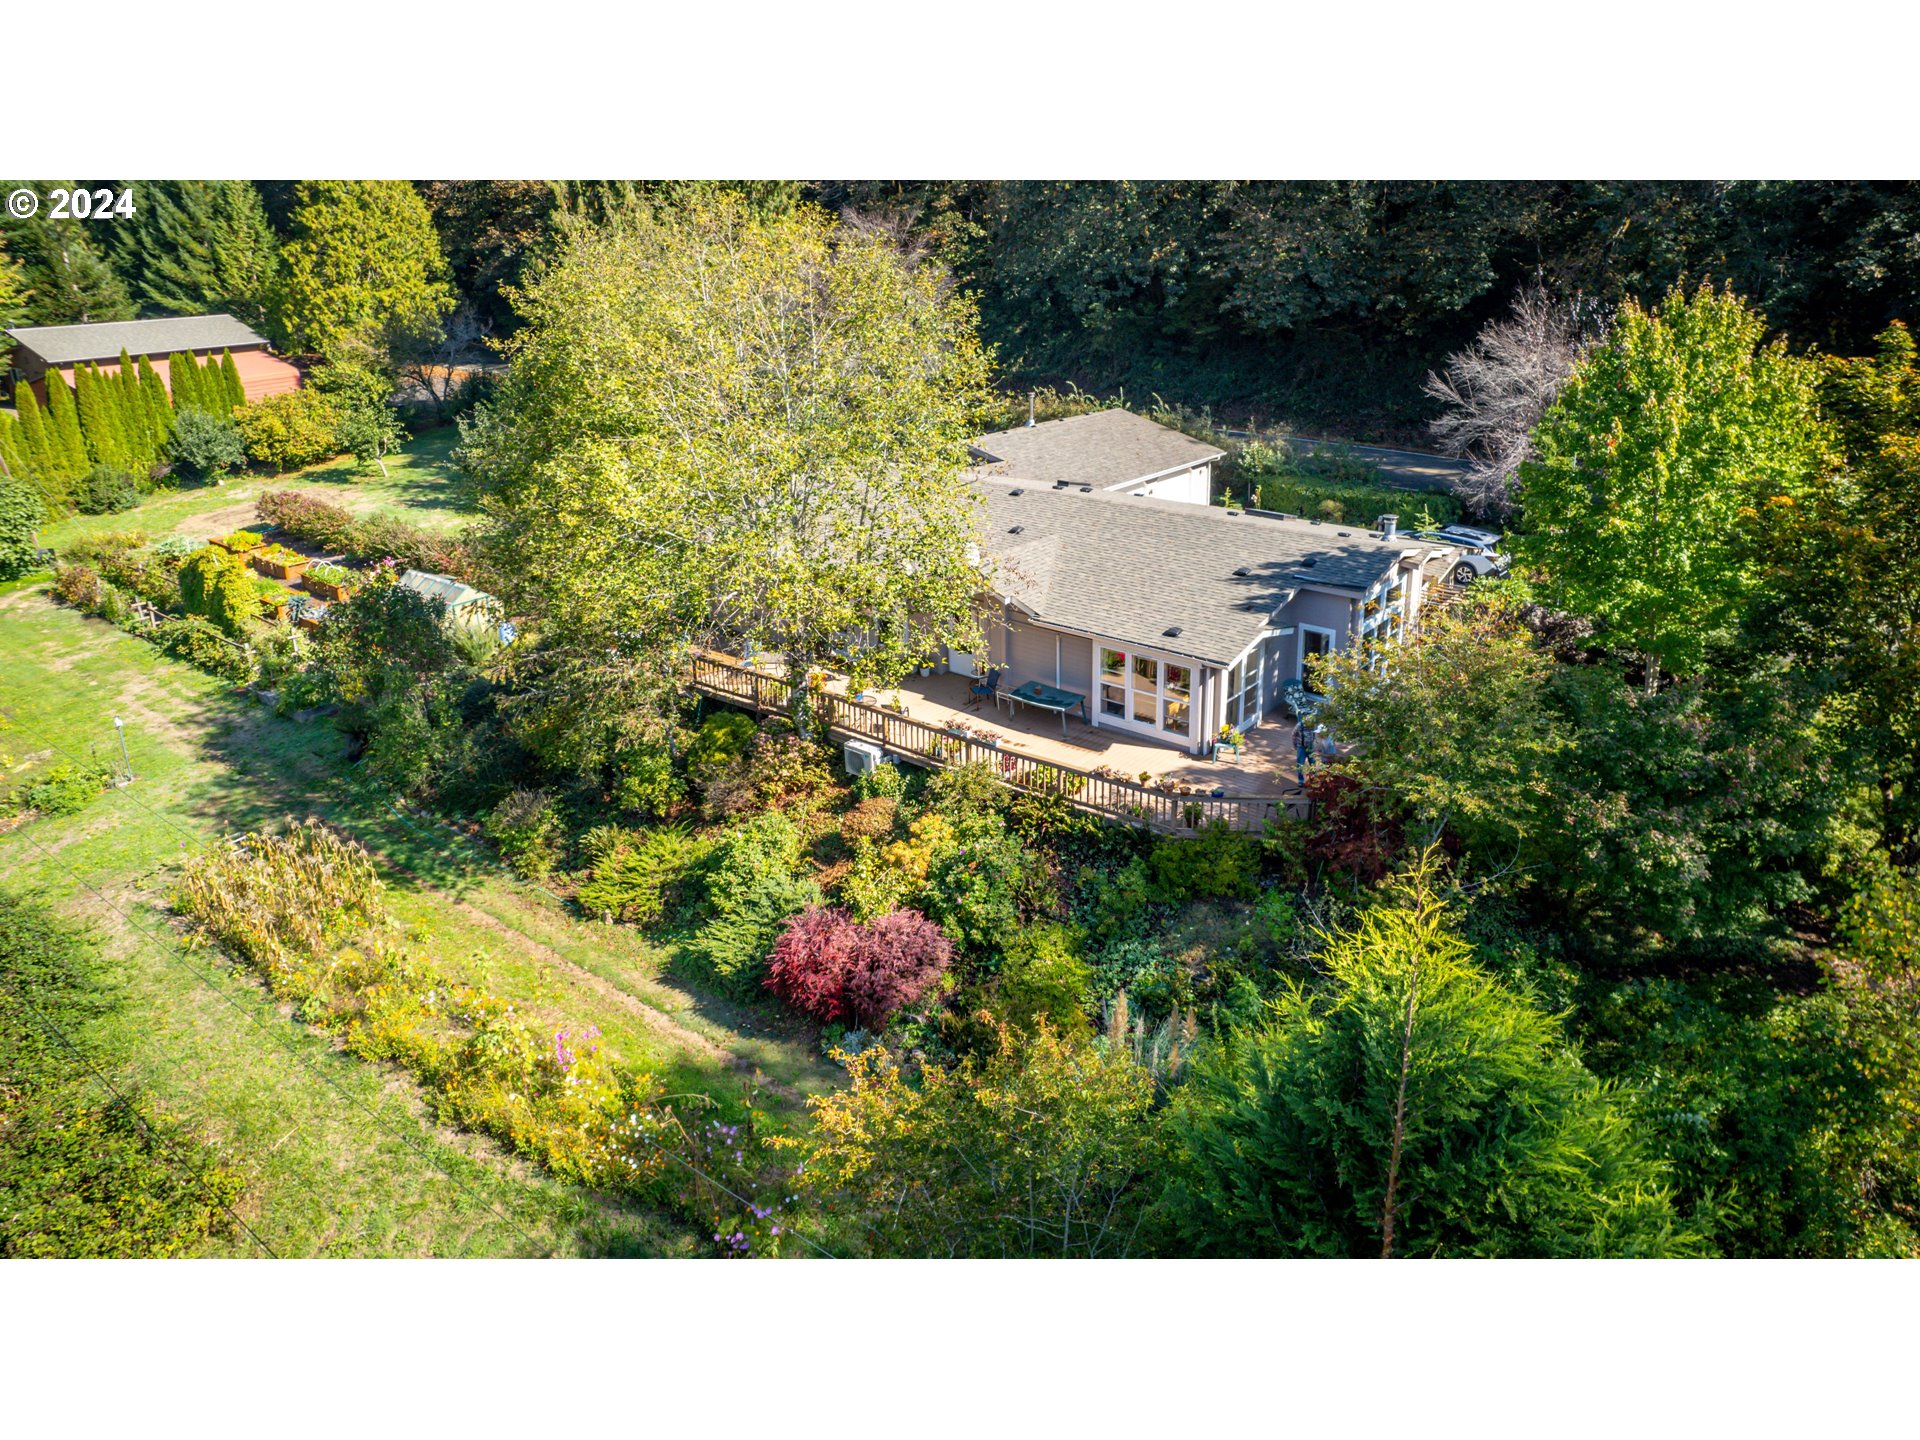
[1302,769,1406,884]
[841,909,953,1027]
[766,904,952,1028]
[766,906,862,1023]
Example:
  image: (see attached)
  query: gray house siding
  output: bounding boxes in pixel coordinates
[983,610,1219,753]
[1282,589,1359,677]
[1006,611,1058,683]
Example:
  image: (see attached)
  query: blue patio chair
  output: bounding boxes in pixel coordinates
[966,667,1003,711]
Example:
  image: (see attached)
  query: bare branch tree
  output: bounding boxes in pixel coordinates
[1424,282,1600,517]
[394,301,495,418]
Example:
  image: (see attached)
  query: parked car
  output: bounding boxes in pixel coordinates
[1412,529,1510,585]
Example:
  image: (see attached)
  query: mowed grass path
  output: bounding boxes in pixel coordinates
[0,580,840,1256]
[40,427,473,556]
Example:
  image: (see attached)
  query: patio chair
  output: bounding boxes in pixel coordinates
[966,666,1004,711]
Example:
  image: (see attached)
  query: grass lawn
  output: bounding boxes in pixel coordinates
[40,425,474,556]
[0,585,842,1257]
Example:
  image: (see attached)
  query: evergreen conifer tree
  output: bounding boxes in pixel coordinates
[105,181,280,326]
[13,385,59,494]
[1158,852,1701,1258]
[138,355,174,453]
[0,201,133,326]
[219,350,247,412]
[167,351,201,413]
[39,373,89,499]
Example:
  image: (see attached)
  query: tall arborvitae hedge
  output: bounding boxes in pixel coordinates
[218,350,246,413]
[0,411,30,488]
[166,350,200,413]
[42,372,91,488]
[75,364,130,469]
[11,387,61,503]
[115,349,150,462]
[138,355,175,456]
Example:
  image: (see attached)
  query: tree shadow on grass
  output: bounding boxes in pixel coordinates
[278,429,473,528]
[187,699,495,898]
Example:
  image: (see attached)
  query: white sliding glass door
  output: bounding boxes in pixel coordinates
[1223,652,1262,730]
[1099,646,1196,746]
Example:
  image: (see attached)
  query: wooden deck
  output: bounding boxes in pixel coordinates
[689,652,1307,834]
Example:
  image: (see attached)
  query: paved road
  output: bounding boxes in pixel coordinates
[1220,427,1473,495]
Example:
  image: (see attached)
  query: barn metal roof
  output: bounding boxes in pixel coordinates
[5,313,270,366]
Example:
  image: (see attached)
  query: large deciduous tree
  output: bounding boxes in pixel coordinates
[1319,599,1839,950]
[1749,323,1920,862]
[1315,597,1568,858]
[462,194,994,771]
[275,181,455,357]
[783,1023,1165,1258]
[1514,284,1833,687]
[1156,854,1702,1257]
[1424,282,1596,515]
[0,233,28,327]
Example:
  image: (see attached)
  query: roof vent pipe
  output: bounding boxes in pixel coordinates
[1378,513,1398,540]
[1027,391,1036,427]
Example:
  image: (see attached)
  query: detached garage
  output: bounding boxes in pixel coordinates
[5,313,302,404]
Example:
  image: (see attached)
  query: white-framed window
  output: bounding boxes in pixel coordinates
[1163,663,1191,737]
[1096,644,1198,744]
[1223,653,1261,730]
[1299,625,1337,686]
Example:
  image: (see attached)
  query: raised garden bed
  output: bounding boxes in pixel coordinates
[212,529,266,558]
[251,543,310,582]
[253,577,289,621]
[303,563,353,602]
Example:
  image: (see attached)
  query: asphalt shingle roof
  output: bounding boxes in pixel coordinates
[972,409,1226,489]
[5,314,269,367]
[977,477,1421,666]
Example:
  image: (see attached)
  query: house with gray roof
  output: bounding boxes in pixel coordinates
[950,413,1436,754]
[972,408,1225,506]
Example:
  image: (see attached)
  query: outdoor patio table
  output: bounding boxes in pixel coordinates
[998,680,1090,735]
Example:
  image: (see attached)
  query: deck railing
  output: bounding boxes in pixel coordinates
[687,652,1308,834]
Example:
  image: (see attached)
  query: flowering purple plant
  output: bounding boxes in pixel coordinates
[550,1023,602,1072]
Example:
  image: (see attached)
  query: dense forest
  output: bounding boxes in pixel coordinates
[8,181,1919,440]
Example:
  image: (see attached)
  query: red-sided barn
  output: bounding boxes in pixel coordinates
[5,313,302,404]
